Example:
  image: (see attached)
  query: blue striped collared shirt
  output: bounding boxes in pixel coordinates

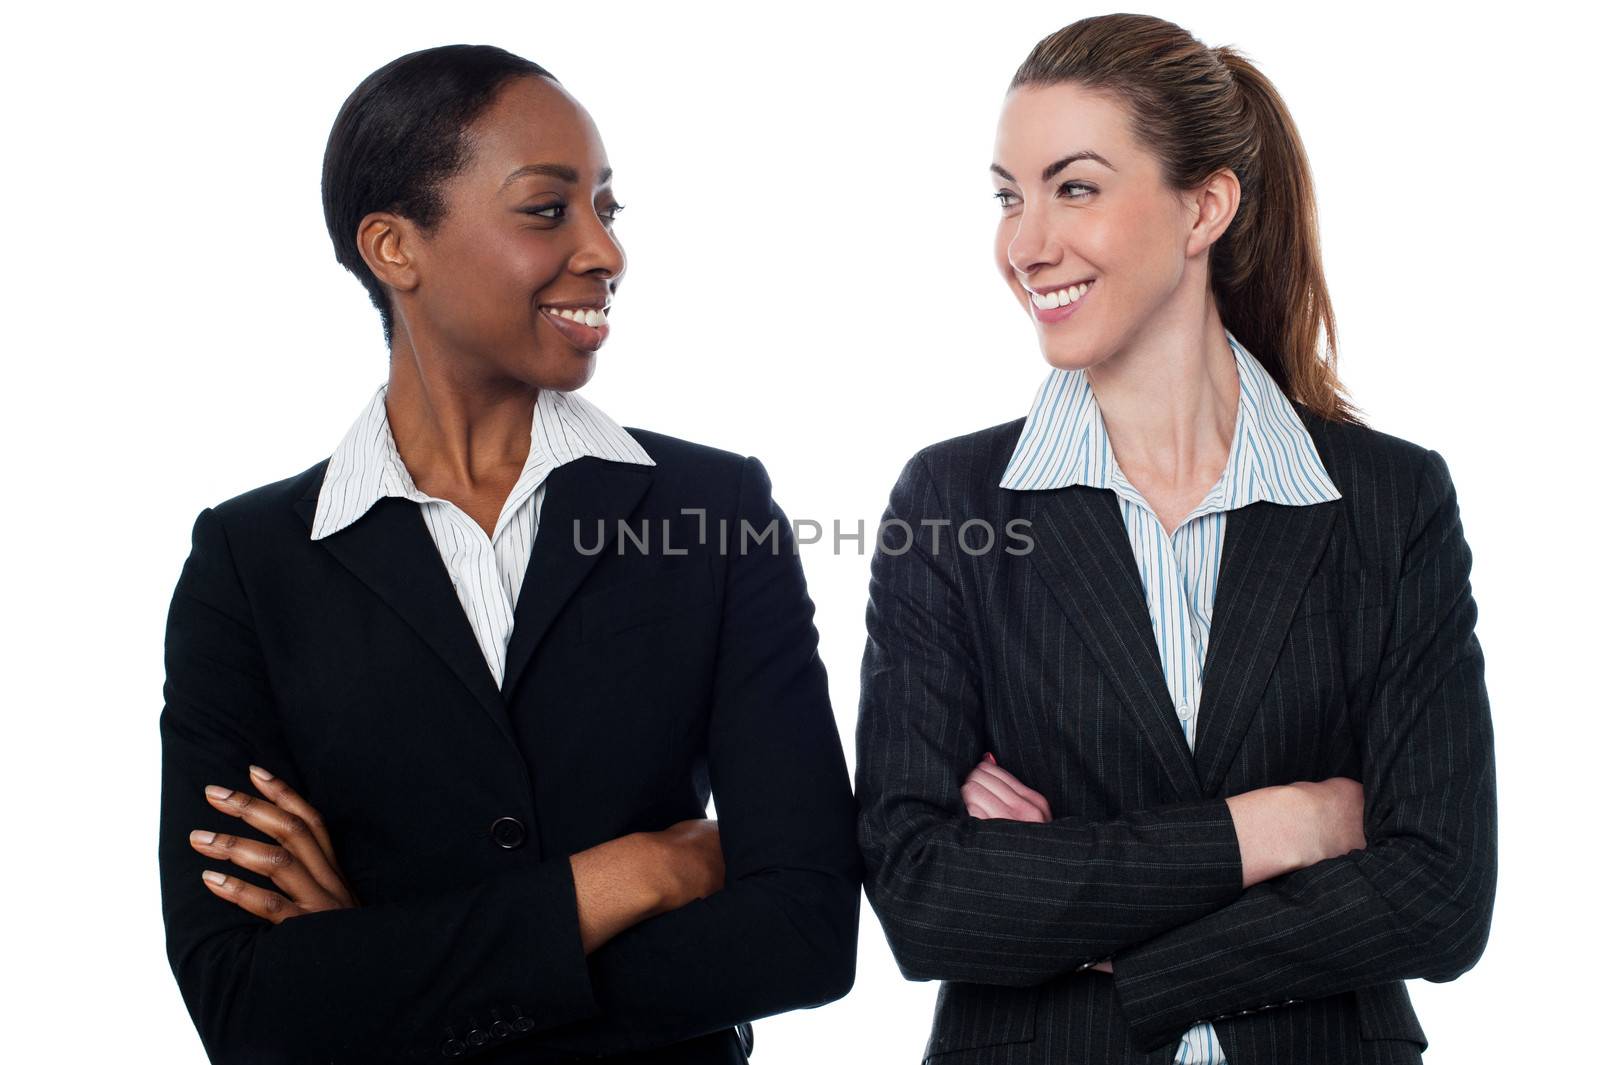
[310,382,655,688]
[998,329,1342,1064]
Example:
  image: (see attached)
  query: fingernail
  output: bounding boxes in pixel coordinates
[202,870,226,886]
[249,765,273,781]
[190,830,216,846]
[205,785,232,802]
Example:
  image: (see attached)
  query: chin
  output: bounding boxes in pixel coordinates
[549,356,599,391]
[1037,337,1102,373]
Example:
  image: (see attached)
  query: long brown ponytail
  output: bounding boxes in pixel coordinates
[1011,14,1364,425]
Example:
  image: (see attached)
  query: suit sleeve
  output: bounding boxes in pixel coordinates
[158,506,603,1065]
[1110,448,1498,1052]
[855,451,1247,987]
[518,454,861,1059]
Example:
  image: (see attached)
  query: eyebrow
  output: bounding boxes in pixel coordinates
[990,150,1116,183]
[500,163,614,189]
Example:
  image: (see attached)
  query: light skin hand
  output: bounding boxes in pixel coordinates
[1225,776,1367,889]
[190,765,360,923]
[962,752,1053,822]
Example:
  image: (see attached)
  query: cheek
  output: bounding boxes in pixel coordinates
[1104,201,1186,278]
[487,231,563,295]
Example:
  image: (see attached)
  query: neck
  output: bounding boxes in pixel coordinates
[1086,309,1239,487]
[384,325,538,491]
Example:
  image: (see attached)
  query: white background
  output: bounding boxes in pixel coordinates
[4,1,1594,1061]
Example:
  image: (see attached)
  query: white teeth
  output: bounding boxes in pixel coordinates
[543,306,608,327]
[1029,281,1093,310]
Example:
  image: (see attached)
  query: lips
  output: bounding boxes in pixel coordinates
[540,305,609,352]
[1030,278,1094,324]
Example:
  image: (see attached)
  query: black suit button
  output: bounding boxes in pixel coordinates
[491,1019,512,1039]
[441,1038,464,1057]
[512,1014,535,1033]
[466,1028,489,1047]
[490,816,526,849]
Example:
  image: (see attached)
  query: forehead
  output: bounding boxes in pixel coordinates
[993,83,1136,175]
[464,75,609,178]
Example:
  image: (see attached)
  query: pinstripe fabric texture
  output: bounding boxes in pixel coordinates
[856,340,1496,1064]
[310,382,655,687]
[997,332,1340,1065]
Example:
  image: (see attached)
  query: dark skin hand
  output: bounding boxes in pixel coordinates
[193,765,724,953]
[190,765,360,921]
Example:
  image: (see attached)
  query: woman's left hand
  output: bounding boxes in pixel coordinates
[961,752,1054,822]
[189,764,360,923]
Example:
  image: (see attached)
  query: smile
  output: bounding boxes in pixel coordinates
[1027,279,1095,323]
[538,304,611,352]
[539,304,609,326]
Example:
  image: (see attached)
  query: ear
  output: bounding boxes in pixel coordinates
[1185,166,1241,258]
[356,211,421,296]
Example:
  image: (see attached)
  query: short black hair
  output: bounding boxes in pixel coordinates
[321,44,557,348]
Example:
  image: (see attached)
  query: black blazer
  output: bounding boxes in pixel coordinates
[157,431,861,1065]
[855,406,1497,1065]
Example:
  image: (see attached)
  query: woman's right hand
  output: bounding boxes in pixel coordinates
[569,817,725,954]
[962,752,1053,822]
[643,817,726,912]
[1289,776,1368,862]
[1226,775,1367,889]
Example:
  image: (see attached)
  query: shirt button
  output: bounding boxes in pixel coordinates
[1177,702,1194,720]
[490,816,526,849]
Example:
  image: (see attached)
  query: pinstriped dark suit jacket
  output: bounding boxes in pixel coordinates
[855,404,1496,1065]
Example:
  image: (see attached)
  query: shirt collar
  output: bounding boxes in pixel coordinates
[310,382,655,540]
[998,329,1341,509]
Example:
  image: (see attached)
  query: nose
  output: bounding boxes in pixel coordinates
[1005,202,1060,278]
[570,209,626,284]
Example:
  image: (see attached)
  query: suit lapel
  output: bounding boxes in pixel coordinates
[1020,486,1204,801]
[1018,483,1336,801]
[293,480,511,742]
[1192,495,1335,796]
[292,456,655,745]
[499,456,653,699]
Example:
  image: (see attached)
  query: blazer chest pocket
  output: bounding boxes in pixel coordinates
[1293,564,1379,620]
[923,981,1038,1061]
[579,557,717,642]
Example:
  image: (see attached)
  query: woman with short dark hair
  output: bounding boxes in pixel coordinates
[158,44,858,1064]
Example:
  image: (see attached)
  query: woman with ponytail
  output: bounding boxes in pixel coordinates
[856,14,1495,1064]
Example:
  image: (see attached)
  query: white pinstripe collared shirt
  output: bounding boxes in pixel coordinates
[999,329,1342,1064]
[310,382,655,688]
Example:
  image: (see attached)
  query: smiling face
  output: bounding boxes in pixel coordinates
[369,74,626,391]
[992,82,1205,372]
